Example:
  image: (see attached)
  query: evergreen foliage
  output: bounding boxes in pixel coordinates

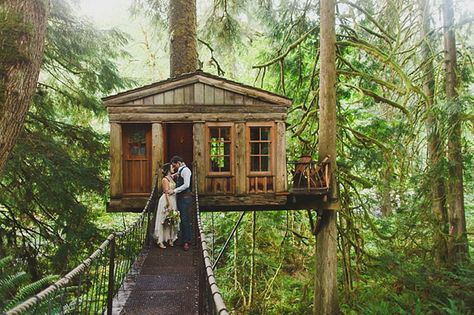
[0,0,472,313]
[0,0,131,281]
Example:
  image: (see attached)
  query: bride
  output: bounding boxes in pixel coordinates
[153,163,179,248]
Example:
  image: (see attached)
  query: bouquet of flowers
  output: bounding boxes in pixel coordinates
[162,206,180,227]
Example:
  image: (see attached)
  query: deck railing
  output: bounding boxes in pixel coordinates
[287,156,330,194]
[194,165,229,315]
[5,179,158,315]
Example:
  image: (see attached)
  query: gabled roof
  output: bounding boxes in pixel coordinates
[102,70,292,106]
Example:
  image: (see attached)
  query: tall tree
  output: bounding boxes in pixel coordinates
[314,0,339,314]
[169,0,198,77]
[419,0,448,264]
[443,0,468,263]
[0,0,49,174]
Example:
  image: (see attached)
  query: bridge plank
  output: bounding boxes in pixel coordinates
[115,245,200,315]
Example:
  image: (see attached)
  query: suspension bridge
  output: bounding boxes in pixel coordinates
[4,158,330,315]
[4,174,228,315]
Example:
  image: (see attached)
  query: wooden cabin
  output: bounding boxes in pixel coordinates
[103,70,330,212]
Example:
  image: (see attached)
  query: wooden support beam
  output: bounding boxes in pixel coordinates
[110,123,123,198]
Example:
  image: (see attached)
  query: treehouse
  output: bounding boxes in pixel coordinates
[103,70,331,212]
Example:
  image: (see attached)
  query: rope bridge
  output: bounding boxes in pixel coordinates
[5,172,228,315]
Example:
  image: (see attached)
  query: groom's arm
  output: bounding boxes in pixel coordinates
[174,167,191,194]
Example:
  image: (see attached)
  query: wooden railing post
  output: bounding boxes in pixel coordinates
[106,234,116,315]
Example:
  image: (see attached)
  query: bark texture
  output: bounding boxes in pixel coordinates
[315,0,339,314]
[419,0,449,265]
[0,0,49,173]
[443,0,468,263]
[169,0,198,77]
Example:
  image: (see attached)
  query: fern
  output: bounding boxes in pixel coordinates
[0,272,28,297]
[0,255,13,269]
[4,274,59,311]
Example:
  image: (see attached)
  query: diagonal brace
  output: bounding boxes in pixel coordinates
[212,211,246,270]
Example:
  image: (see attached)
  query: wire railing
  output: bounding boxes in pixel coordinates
[5,179,158,315]
[194,165,229,315]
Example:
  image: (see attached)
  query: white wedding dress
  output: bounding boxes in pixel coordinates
[153,177,179,245]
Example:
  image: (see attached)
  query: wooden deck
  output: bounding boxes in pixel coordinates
[112,244,200,315]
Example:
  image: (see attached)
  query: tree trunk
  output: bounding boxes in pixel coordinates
[315,0,339,314]
[169,0,198,77]
[248,210,256,310]
[443,0,468,264]
[0,0,49,174]
[419,0,449,265]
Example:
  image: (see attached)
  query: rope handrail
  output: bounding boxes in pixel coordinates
[193,165,229,315]
[5,175,160,315]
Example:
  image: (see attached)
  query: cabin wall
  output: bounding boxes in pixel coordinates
[106,80,290,211]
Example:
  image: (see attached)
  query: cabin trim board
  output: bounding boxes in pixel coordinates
[108,113,287,122]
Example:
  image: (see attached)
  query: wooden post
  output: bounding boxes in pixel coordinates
[275,121,287,193]
[110,123,122,198]
[106,235,116,315]
[235,122,246,195]
[152,123,164,183]
[315,0,340,314]
[193,122,206,194]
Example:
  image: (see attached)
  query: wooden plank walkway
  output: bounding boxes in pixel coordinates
[112,243,200,315]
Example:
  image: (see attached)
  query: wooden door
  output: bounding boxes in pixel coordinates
[166,123,194,166]
[122,124,152,194]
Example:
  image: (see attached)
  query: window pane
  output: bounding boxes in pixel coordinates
[261,156,269,171]
[210,157,220,171]
[210,128,219,139]
[221,128,230,140]
[261,128,270,140]
[261,143,269,154]
[129,130,146,156]
[222,157,230,171]
[209,126,232,172]
[218,142,225,156]
[250,156,260,171]
[224,143,230,155]
[250,127,260,140]
[251,143,259,154]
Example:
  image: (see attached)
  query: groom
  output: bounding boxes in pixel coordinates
[169,155,193,251]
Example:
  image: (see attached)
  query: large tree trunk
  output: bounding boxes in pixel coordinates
[442,0,468,263]
[419,0,449,265]
[314,0,339,314]
[169,0,198,77]
[0,0,49,174]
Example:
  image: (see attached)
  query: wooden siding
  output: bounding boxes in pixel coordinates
[102,73,292,106]
[112,83,278,107]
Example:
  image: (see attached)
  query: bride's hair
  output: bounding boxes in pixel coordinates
[162,163,171,176]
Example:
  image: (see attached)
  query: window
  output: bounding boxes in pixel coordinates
[249,127,271,172]
[128,129,146,156]
[209,126,231,173]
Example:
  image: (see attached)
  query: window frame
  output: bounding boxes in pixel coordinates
[246,122,275,176]
[206,122,234,177]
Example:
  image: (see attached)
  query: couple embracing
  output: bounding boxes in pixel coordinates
[153,156,193,251]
